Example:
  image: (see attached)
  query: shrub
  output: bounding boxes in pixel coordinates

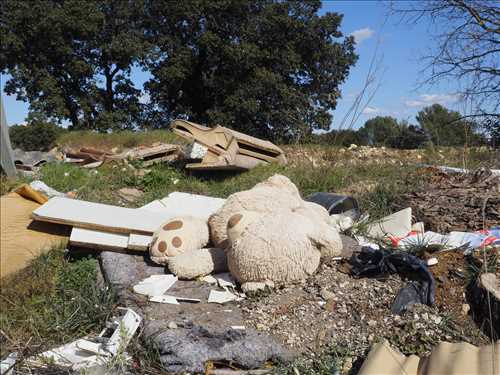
[9,121,65,151]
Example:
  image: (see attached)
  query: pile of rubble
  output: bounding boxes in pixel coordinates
[396,168,500,232]
[11,119,287,175]
[1,162,499,374]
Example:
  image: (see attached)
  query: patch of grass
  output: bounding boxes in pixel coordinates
[0,248,115,358]
[275,344,351,375]
[56,129,183,152]
[0,175,32,195]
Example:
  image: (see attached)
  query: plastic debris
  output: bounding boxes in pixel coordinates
[30,308,141,371]
[133,274,178,297]
[349,247,435,314]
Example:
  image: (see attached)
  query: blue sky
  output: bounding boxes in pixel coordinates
[1,1,462,129]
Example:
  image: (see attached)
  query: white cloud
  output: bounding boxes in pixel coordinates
[350,28,374,44]
[404,93,460,108]
[362,106,380,114]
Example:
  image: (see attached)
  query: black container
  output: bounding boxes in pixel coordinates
[306,192,360,218]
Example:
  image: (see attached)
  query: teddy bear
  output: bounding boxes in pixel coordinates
[149,216,209,265]
[225,208,342,289]
[152,175,343,285]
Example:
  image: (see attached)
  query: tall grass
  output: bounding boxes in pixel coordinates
[56,129,184,151]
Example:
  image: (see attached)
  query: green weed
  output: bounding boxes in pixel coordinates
[0,248,115,358]
[275,344,351,375]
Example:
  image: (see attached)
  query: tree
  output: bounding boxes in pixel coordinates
[358,116,400,146]
[392,120,427,149]
[1,0,148,131]
[144,0,357,141]
[9,111,65,151]
[392,1,500,124]
[416,104,481,146]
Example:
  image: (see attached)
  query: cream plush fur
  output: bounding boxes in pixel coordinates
[208,175,304,247]
[152,175,343,286]
[167,247,227,279]
[226,209,342,285]
[149,216,209,265]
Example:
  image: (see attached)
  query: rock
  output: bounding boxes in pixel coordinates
[320,288,335,301]
[143,323,293,373]
[427,257,438,266]
[462,303,470,315]
[118,187,144,202]
[168,321,178,329]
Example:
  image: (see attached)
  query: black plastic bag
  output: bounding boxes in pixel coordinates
[349,247,435,314]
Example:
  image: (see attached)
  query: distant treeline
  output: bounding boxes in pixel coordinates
[307,104,496,148]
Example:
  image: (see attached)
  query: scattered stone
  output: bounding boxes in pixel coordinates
[320,288,335,301]
[427,257,438,266]
[167,321,178,329]
[462,303,471,315]
[118,187,144,202]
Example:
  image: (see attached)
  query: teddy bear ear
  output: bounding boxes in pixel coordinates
[227,213,244,229]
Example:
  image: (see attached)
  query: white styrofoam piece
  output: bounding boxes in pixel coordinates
[215,273,237,289]
[33,197,169,234]
[128,233,152,251]
[0,352,17,375]
[366,208,412,239]
[32,308,141,369]
[140,192,225,222]
[149,295,180,304]
[186,142,208,159]
[70,228,129,250]
[208,290,241,304]
[34,339,101,368]
[105,308,142,356]
[133,275,178,297]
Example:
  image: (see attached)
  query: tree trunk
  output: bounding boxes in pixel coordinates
[104,65,116,113]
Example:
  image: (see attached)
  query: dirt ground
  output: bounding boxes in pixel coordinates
[241,253,489,371]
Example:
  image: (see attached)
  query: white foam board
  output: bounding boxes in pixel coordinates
[33,197,168,234]
[70,228,129,250]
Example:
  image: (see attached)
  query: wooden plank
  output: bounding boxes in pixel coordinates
[70,228,129,251]
[128,233,152,251]
[33,197,167,235]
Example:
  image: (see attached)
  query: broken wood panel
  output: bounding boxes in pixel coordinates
[33,197,167,235]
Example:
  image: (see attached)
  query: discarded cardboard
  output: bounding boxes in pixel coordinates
[358,339,500,375]
[171,119,286,171]
[128,143,180,166]
[1,192,69,278]
[15,183,49,204]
